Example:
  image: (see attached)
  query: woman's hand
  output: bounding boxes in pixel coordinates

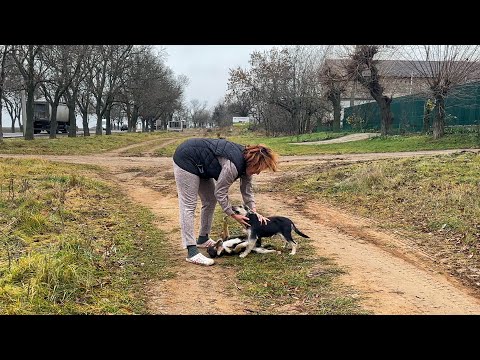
[231,213,250,228]
[254,212,270,225]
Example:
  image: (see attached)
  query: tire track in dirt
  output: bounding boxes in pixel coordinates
[253,174,480,314]
[131,188,259,314]
[103,138,180,157]
[2,148,480,314]
[109,167,259,315]
[289,132,380,145]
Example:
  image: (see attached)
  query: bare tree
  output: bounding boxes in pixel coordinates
[123,46,165,132]
[3,92,22,132]
[63,45,91,137]
[344,45,398,136]
[189,99,208,128]
[319,47,350,131]
[122,46,186,132]
[401,45,480,139]
[90,45,133,135]
[3,54,24,133]
[211,101,228,128]
[76,54,97,137]
[227,46,326,136]
[39,45,85,138]
[11,45,46,140]
[211,98,249,128]
[139,67,186,132]
[0,45,12,141]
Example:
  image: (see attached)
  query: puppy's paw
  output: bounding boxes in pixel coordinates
[239,252,248,258]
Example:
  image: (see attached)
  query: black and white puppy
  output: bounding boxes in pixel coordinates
[206,235,279,258]
[231,205,310,258]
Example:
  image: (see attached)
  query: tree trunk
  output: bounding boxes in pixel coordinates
[433,96,445,139]
[423,111,431,133]
[105,106,111,135]
[329,89,342,131]
[25,84,35,140]
[96,109,103,135]
[67,95,77,137]
[95,98,103,135]
[131,104,139,133]
[10,106,15,132]
[82,111,90,136]
[0,101,3,142]
[374,95,392,136]
[49,102,58,139]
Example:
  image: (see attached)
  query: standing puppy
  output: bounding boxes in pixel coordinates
[231,205,309,258]
[207,215,278,258]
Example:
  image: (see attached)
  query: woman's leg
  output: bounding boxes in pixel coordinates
[173,163,200,249]
[198,178,217,241]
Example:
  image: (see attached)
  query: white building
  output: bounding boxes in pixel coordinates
[233,116,249,123]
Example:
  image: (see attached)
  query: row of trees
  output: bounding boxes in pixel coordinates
[225,45,480,139]
[0,45,188,141]
[3,45,479,141]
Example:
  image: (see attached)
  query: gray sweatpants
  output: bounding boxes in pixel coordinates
[173,162,217,248]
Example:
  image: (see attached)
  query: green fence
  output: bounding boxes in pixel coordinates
[343,81,480,132]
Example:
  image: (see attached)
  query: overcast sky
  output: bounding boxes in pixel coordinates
[162,45,276,109]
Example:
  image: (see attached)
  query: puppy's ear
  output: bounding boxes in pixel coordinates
[214,239,223,249]
[243,204,251,212]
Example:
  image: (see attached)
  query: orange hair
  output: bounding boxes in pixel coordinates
[243,144,279,174]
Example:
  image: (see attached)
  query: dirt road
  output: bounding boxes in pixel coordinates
[2,146,480,314]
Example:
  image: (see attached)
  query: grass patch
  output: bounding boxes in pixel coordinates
[119,135,190,157]
[153,139,188,157]
[3,129,478,158]
[208,208,368,314]
[153,131,349,157]
[0,158,172,314]
[229,133,480,156]
[153,132,480,157]
[0,131,177,155]
[278,152,480,287]
[296,133,480,155]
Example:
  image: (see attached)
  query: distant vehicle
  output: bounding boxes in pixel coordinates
[33,100,69,134]
[121,124,128,131]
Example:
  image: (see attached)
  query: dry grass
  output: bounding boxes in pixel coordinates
[279,152,480,290]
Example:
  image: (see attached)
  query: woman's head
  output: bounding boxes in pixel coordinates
[243,144,279,176]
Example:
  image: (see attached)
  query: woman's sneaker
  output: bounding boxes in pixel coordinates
[185,253,215,266]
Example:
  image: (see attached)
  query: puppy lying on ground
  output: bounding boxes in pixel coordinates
[206,215,280,258]
[231,205,310,258]
[207,236,280,258]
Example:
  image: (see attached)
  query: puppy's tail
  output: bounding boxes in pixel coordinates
[292,223,310,238]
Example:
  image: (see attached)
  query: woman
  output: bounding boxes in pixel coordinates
[172,137,279,266]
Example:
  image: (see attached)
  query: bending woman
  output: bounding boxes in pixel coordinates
[172,137,279,266]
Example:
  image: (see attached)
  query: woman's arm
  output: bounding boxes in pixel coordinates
[240,175,269,225]
[239,174,256,210]
[214,160,237,217]
[215,158,250,227]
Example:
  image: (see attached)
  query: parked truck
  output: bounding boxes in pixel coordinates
[32,100,69,134]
